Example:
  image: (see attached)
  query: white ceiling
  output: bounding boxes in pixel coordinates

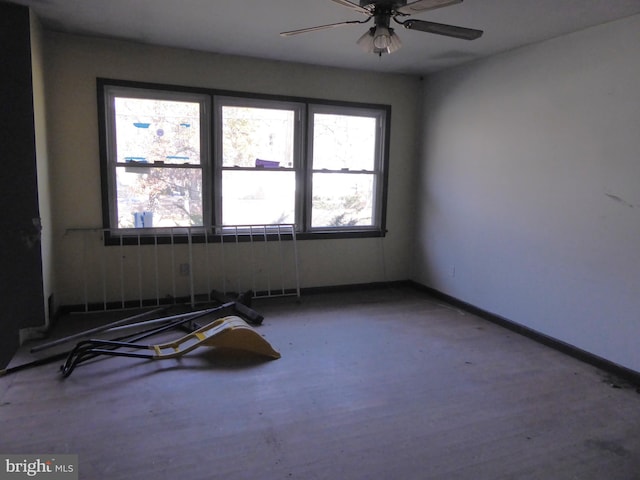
[12,0,640,75]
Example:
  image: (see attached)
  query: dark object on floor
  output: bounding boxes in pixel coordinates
[2,304,234,377]
[30,307,167,354]
[211,290,264,325]
[1,352,69,377]
[3,298,268,377]
[60,315,280,378]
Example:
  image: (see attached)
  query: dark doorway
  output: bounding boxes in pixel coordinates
[0,3,45,368]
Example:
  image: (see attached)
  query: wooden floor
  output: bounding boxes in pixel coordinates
[2,285,639,479]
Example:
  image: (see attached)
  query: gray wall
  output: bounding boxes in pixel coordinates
[413,15,640,372]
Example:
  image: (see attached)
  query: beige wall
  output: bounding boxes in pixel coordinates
[43,32,422,305]
[29,11,54,330]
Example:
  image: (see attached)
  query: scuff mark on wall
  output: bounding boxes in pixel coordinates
[605,192,635,208]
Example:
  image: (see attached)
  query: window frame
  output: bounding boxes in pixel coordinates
[101,84,212,236]
[213,95,305,231]
[97,78,390,244]
[306,103,388,234]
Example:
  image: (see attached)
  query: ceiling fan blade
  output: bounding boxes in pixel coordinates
[396,0,462,15]
[402,19,483,40]
[280,20,368,37]
[330,0,374,15]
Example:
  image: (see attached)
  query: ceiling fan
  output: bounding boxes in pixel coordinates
[280,0,483,56]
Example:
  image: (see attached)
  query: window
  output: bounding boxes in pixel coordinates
[102,86,210,231]
[309,105,385,230]
[215,97,302,226]
[98,79,390,240]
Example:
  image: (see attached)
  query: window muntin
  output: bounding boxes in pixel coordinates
[105,86,210,230]
[100,80,389,239]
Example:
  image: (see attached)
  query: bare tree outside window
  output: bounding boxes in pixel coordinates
[113,97,204,228]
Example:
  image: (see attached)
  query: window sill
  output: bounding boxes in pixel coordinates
[100,228,386,246]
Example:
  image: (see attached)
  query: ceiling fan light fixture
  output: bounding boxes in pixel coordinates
[357,27,376,51]
[386,28,403,52]
[373,26,392,49]
[357,26,402,55]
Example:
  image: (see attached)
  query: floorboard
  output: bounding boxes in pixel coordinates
[2,285,639,479]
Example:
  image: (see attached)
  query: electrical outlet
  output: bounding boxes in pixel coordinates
[179,263,190,276]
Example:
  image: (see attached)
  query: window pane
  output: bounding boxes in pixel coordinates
[222,171,295,225]
[313,114,377,171]
[114,97,201,165]
[116,167,203,228]
[222,106,295,168]
[312,173,375,228]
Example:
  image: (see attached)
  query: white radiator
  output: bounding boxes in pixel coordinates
[63,224,300,312]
